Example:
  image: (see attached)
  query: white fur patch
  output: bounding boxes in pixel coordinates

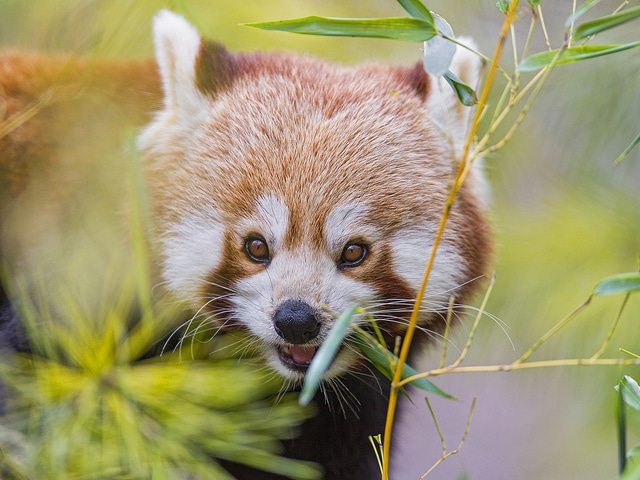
[137,11,210,155]
[233,247,375,380]
[426,38,481,158]
[390,228,463,313]
[229,199,380,381]
[235,194,289,250]
[162,207,225,304]
[152,10,206,116]
[425,37,489,209]
[324,202,380,254]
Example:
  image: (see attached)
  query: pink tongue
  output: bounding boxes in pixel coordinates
[290,345,317,364]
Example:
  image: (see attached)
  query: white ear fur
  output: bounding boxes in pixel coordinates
[427,38,490,206]
[152,10,205,115]
[427,37,482,160]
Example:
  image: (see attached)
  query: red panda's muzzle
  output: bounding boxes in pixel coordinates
[273,300,322,372]
[273,299,321,344]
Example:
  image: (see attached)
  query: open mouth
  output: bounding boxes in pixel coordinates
[278,344,318,372]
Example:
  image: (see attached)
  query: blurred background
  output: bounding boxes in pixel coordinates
[1,1,639,479]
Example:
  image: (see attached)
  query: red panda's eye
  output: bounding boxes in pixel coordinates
[340,243,368,268]
[245,237,270,263]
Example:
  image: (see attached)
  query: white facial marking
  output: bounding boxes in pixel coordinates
[324,202,379,254]
[229,200,381,381]
[162,207,225,304]
[235,194,289,250]
[390,228,463,313]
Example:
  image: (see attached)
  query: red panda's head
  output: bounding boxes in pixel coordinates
[138,11,492,381]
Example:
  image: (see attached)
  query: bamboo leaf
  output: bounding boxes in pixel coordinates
[620,457,640,480]
[395,0,434,22]
[354,332,456,400]
[299,306,360,406]
[518,42,640,71]
[443,70,476,106]
[618,378,628,475]
[244,16,437,42]
[573,5,640,41]
[593,272,640,296]
[423,15,456,76]
[565,0,602,29]
[617,376,640,412]
[614,132,640,165]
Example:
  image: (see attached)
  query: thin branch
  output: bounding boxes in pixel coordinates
[590,293,631,360]
[438,297,456,370]
[537,4,552,51]
[400,357,640,388]
[449,273,496,370]
[419,397,477,479]
[514,296,591,365]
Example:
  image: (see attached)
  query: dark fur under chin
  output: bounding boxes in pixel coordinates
[0,286,27,353]
[219,368,390,479]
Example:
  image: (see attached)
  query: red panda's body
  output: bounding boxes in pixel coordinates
[0,10,492,479]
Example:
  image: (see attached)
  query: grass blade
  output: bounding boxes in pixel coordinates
[244,16,437,42]
[614,132,640,165]
[519,42,640,71]
[299,306,360,406]
[593,273,640,296]
[565,0,602,29]
[395,0,434,22]
[618,378,628,474]
[573,5,640,41]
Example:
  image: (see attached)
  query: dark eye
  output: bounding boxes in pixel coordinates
[339,243,368,268]
[245,236,270,263]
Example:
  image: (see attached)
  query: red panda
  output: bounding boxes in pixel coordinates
[0,10,491,479]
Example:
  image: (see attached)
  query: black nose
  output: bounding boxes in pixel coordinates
[273,300,321,344]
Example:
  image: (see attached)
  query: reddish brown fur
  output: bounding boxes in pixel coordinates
[1,42,491,328]
[141,44,492,351]
[0,51,162,267]
[0,52,161,193]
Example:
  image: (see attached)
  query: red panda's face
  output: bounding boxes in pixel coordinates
[139,11,491,381]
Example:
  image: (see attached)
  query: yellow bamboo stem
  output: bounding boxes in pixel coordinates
[380,3,520,478]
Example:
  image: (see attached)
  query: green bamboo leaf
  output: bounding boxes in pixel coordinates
[618,378,628,475]
[518,42,640,71]
[628,446,640,465]
[617,376,640,411]
[593,272,640,296]
[354,332,456,400]
[299,306,360,406]
[423,15,456,76]
[395,0,434,23]
[614,132,640,165]
[573,5,640,41]
[565,0,602,29]
[244,16,437,42]
[443,70,476,106]
[620,458,640,480]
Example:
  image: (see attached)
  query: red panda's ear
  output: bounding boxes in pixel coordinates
[424,38,489,205]
[425,38,482,160]
[152,10,210,116]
